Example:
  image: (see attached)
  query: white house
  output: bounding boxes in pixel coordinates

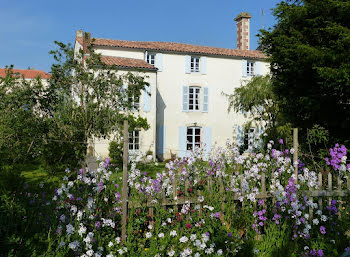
[74,12,269,160]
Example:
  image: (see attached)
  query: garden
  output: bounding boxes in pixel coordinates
[1,140,350,256]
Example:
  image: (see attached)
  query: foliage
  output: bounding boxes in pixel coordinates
[0,66,46,166]
[2,141,350,256]
[225,74,292,148]
[259,0,350,145]
[109,140,124,167]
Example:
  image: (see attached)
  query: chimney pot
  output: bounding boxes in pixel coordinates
[76,30,83,38]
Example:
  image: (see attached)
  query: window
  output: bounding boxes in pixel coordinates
[244,128,255,151]
[187,127,201,150]
[128,95,140,111]
[147,53,155,65]
[188,86,200,111]
[247,61,255,76]
[191,56,200,72]
[128,130,140,150]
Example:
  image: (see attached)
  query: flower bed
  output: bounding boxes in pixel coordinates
[26,142,350,256]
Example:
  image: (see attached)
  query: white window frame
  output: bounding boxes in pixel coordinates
[247,61,255,76]
[128,94,140,111]
[190,56,200,72]
[128,130,140,151]
[146,53,156,65]
[186,127,201,151]
[188,86,200,111]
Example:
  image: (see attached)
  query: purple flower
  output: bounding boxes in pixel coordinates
[320,226,326,234]
[227,232,232,237]
[258,199,264,206]
[317,249,324,257]
[215,212,220,218]
[279,139,284,144]
[95,221,101,229]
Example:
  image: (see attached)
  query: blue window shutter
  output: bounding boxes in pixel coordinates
[201,56,207,74]
[157,125,166,155]
[257,126,263,148]
[185,55,191,74]
[143,85,151,112]
[178,126,187,158]
[155,53,163,72]
[182,85,189,111]
[203,127,212,160]
[237,125,244,146]
[242,60,247,77]
[203,87,209,112]
[255,61,262,76]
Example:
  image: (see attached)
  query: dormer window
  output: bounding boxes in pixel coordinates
[146,53,155,65]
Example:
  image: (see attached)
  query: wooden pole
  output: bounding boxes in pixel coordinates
[293,128,298,184]
[121,120,128,241]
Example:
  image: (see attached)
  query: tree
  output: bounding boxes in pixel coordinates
[260,0,350,144]
[226,75,292,148]
[0,67,46,166]
[40,38,150,171]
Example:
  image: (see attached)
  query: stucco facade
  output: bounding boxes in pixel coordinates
[75,12,269,160]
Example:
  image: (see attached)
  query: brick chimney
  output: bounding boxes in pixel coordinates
[234,12,252,50]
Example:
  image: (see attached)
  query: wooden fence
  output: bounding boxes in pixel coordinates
[120,122,350,240]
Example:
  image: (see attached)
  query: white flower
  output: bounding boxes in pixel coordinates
[217,249,223,255]
[86,249,94,256]
[312,218,319,225]
[66,224,75,236]
[59,240,65,248]
[167,218,172,223]
[69,240,80,250]
[321,215,328,222]
[167,250,175,256]
[115,237,121,244]
[60,214,66,223]
[190,234,197,241]
[158,233,164,238]
[106,253,114,257]
[148,224,153,230]
[108,241,113,247]
[179,236,188,243]
[205,248,214,254]
[170,230,177,237]
[78,224,86,236]
[146,232,152,238]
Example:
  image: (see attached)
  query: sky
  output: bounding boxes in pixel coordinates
[0,0,281,72]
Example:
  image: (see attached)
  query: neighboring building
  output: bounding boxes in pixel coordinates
[75,12,269,160]
[0,68,51,80]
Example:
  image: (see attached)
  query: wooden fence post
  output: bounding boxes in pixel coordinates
[328,173,332,206]
[121,120,128,242]
[318,173,323,210]
[293,128,298,184]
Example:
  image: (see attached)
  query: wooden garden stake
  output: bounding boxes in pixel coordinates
[121,120,128,241]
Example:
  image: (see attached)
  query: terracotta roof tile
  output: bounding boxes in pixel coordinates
[92,38,266,59]
[0,68,51,79]
[100,56,157,70]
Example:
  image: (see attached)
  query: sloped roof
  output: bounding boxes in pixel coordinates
[91,38,266,59]
[0,68,51,79]
[100,56,157,70]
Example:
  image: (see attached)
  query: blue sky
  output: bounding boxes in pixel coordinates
[0,0,280,72]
